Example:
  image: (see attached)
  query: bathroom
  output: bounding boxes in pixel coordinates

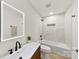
[0,0,78,59]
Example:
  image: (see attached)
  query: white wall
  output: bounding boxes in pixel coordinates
[65,0,78,49]
[42,14,65,43]
[64,7,72,48]
[0,0,40,57]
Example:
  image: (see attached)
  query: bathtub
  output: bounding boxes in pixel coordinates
[41,40,71,57]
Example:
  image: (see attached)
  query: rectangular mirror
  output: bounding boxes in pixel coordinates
[1,1,25,41]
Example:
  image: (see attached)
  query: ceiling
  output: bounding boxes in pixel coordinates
[28,0,73,17]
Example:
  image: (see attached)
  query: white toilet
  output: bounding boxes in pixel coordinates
[41,45,51,59]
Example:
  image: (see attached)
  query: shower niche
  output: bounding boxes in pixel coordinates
[1,1,25,41]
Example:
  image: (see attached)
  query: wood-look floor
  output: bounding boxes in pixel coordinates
[42,52,71,59]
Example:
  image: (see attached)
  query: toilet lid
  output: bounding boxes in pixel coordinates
[41,45,51,51]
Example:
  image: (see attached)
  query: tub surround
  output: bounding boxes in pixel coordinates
[41,40,70,50]
[1,42,41,59]
[41,40,71,57]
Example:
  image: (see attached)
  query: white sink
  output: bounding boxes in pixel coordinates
[1,44,27,59]
[1,42,40,59]
[1,49,23,59]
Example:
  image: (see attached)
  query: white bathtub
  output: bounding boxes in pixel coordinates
[41,40,71,57]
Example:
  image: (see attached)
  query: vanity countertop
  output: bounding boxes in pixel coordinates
[21,42,40,59]
[1,42,40,59]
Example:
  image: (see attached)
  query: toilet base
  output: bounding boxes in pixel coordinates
[41,52,49,59]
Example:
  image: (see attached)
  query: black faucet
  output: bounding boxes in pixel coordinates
[15,41,21,51]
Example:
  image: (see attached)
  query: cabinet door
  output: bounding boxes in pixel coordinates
[31,47,41,59]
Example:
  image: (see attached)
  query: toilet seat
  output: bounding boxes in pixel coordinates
[41,45,51,53]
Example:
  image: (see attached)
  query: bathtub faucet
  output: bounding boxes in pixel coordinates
[40,35,43,40]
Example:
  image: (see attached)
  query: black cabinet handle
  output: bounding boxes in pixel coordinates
[76,49,78,52]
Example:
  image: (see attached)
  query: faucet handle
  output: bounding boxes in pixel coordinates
[8,49,13,54]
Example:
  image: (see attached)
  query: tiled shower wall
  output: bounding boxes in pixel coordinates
[42,14,65,43]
